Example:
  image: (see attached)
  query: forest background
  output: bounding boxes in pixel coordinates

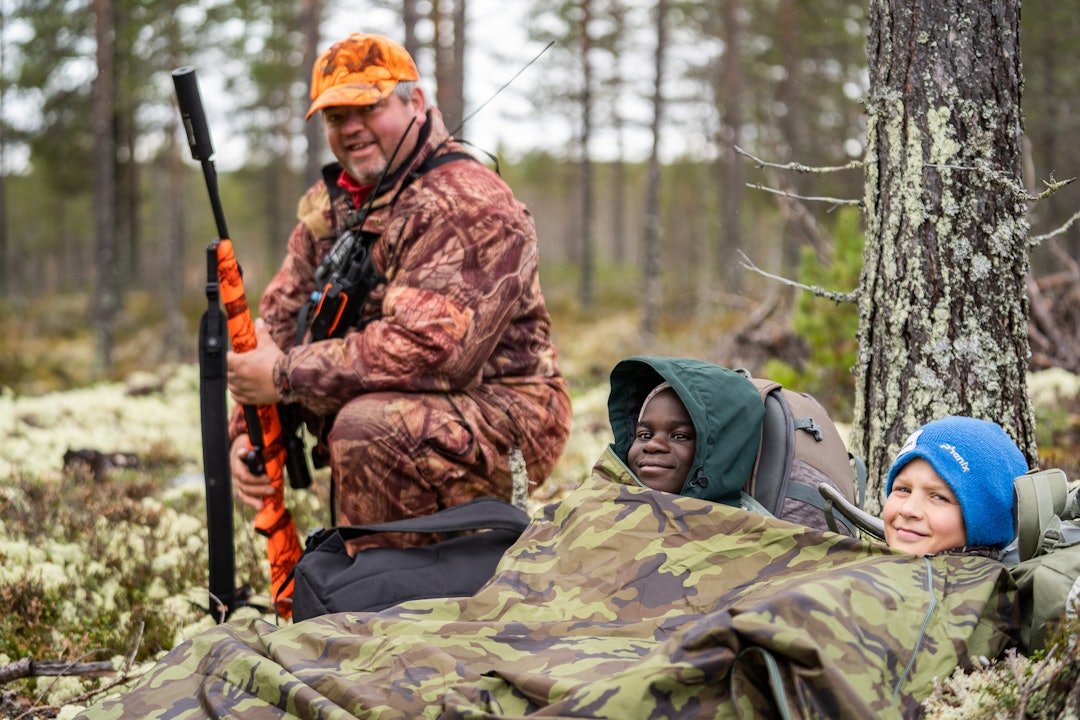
[5,0,1080,716]
[3,0,1080,410]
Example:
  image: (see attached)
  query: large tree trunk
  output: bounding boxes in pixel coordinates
[852,0,1035,512]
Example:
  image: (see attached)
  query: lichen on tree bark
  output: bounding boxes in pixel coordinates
[852,0,1035,511]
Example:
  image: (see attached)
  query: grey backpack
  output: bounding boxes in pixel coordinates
[737,372,866,536]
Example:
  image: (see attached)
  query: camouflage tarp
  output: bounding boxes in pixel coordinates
[77,477,1017,720]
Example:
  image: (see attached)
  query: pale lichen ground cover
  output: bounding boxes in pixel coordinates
[1,364,204,481]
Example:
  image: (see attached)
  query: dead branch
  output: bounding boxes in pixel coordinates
[733,145,865,174]
[737,251,859,304]
[0,658,113,685]
[1031,176,1076,202]
[1032,207,1080,247]
[741,292,782,330]
[745,182,861,208]
[5,626,149,717]
[1009,647,1058,719]
[923,161,1072,202]
[713,292,809,374]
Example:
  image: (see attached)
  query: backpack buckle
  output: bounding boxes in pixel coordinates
[795,417,824,442]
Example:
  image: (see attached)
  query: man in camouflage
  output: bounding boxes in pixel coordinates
[226,33,571,548]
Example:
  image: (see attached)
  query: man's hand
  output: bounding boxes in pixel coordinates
[230,433,278,510]
[227,318,285,406]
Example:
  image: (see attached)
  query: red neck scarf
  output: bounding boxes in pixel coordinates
[336,169,375,210]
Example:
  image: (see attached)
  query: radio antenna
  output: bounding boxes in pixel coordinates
[451,41,554,137]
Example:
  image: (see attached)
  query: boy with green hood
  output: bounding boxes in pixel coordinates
[594,356,765,506]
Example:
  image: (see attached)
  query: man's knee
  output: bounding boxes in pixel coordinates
[327,392,469,476]
[327,393,406,448]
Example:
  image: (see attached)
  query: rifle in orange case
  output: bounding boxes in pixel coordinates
[173,67,305,619]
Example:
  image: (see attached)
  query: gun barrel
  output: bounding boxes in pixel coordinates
[172,67,215,162]
[172,66,230,244]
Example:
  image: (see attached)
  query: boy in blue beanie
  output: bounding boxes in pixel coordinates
[883,416,1029,555]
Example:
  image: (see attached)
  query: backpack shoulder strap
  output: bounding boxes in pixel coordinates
[416,150,476,174]
[1015,468,1069,561]
[746,379,791,515]
[395,150,477,201]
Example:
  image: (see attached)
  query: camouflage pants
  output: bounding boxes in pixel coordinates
[327,379,570,553]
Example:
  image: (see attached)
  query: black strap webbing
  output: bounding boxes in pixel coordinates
[306,497,530,550]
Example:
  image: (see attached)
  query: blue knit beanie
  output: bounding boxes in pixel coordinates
[885,416,1028,548]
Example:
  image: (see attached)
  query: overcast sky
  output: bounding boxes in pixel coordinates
[0,1,703,173]
[329,0,707,165]
[340,1,577,161]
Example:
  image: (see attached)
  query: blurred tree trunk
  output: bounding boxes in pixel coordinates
[611,129,626,265]
[641,0,668,339]
[165,15,184,362]
[717,0,744,294]
[0,167,6,300]
[119,116,138,285]
[402,0,420,59]
[597,0,629,265]
[0,6,7,300]
[1021,6,1080,271]
[776,0,804,279]
[115,5,136,288]
[851,0,1034,512]
[93,0,117,370]
[165,115,185,361]
[578,0,595,309]
[451,0,465,131]
[432,0,466,134]
[302,0,322,188]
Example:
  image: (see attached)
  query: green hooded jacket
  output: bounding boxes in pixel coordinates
[603,356,765,506]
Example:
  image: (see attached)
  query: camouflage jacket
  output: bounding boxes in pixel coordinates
[254,107,565,419]
[76,477,1018,719]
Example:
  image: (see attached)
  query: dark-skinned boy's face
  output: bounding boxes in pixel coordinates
[627,389,696,493]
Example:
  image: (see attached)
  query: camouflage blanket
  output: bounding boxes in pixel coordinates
[78,477,1017,720]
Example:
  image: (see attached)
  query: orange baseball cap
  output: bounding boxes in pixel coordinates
[306,33,420,120]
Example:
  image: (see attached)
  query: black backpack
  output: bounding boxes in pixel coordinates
[289,497,530,622]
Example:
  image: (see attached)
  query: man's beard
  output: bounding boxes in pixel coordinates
[343,152,388,186]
